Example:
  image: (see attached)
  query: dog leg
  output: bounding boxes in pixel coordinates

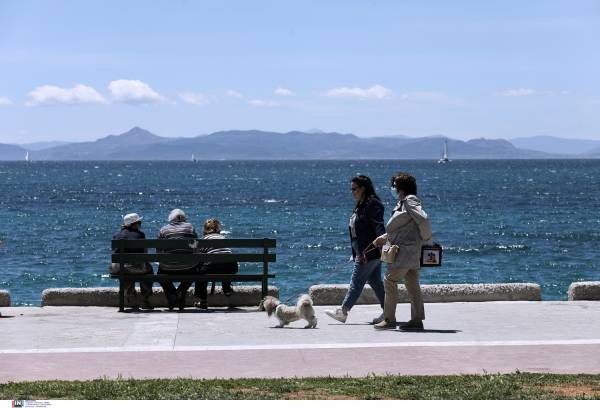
[305,317,317,328]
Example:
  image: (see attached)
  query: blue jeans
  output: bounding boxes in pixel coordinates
[342,258,385,311]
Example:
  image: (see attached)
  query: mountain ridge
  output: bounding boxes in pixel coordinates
[0,127,588,160]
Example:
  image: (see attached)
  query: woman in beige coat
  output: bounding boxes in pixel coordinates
[373,173,432,330]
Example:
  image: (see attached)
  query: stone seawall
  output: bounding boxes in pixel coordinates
[5,282,600,307]
[568,282,600,301]
[41,286,279,307]
[0,290,10,307]
[309,283,542,305]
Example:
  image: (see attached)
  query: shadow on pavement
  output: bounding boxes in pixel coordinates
[268,326,319,330]
[398,329,461,334]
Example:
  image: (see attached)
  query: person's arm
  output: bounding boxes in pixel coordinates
[373,233,388,247]
[404,196,433,241]
[139,230,148,253]
[365,198,386,238]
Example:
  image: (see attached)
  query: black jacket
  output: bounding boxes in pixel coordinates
[348,196,385,262]
[112,227,146,254]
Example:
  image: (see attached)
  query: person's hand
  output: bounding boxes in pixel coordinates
[373,236,386,247]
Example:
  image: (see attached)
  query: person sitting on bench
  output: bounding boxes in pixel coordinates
[157,208,199,310]
[194,218,238,309]
[110,213,154,310]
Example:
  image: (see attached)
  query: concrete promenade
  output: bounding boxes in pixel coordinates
[1,301,599,382]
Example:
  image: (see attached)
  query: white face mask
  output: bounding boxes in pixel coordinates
[390,186,399,200]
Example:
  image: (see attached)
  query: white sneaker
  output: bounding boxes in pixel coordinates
[371,312,385,325]
[325,308,348,323]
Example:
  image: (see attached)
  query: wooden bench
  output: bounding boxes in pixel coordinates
[111,238,276,312]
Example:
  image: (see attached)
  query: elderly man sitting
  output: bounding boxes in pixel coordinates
[158,208,199,310]
[110,213,154,310]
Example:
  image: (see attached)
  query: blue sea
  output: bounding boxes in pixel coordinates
[1,160,599,305]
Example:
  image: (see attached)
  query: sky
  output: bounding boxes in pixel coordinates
[1,0,599,143]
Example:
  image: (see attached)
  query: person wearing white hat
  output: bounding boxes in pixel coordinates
[110,212,154,309]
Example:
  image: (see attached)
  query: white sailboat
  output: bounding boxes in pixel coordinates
[438,140,450,163]
[25,151,30,162]
[191,153,197,163]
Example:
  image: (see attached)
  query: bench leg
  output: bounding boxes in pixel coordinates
[118,278,125,312]
[262,278,268,299]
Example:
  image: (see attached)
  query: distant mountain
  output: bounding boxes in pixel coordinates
[0,143,27,160]
[20,141,71,151]
[32,127,172,160]
[510,135,600,156]
[1,127,564,160]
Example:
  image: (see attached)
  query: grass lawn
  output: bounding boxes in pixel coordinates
[0,373,599,400]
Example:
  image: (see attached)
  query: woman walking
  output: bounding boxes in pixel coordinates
[373,172,432,330]
[325,175,386,324]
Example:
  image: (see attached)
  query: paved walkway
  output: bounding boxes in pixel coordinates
[1,301,599,382]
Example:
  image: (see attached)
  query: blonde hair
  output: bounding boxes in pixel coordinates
[203,218,221,235]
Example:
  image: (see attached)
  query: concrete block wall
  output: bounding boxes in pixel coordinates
[0,290,10,307]
[41,286,279,307]
[309,283,541,305]
[568,282,600,301]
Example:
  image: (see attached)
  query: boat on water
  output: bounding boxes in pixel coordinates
[438,140,450,163]
[191,154,197,162]
[25,151,30,162]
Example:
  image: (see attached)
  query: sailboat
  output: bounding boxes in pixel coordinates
[191,153,197,163]
[438,140,450,163]
[25,151,30,162]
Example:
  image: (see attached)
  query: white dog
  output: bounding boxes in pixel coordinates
[260,294,318,328]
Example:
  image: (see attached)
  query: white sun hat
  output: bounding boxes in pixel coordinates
[123,213,143,226]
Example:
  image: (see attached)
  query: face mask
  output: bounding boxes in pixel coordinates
[390,187,399,200]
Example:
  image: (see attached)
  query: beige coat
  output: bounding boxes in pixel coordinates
[380,195,432,269]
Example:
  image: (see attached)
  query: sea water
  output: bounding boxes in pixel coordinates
[1,160,599,305]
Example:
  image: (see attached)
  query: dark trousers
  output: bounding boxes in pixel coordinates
[157,266,198,297]
[110,262,154,298]
[194,262,239,300]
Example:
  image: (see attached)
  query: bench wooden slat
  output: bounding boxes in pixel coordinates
[112,253,276,263]
[109,274,275,282]
[112,238,276,250]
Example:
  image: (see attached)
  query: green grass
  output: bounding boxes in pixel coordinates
[1,373,599,400]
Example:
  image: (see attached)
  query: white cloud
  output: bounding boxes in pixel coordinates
[275,87,295,96]
[248,99,280,107]
[26,84,107,106]
[178,92,210,106]
[226,90,244,98]
[499,88,536,97]
[108,79,164,104]
[0,96,13,106]
[322,84,393,100]
[400,91,462,106]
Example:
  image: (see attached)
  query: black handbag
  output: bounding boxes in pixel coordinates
[420,243,443,267]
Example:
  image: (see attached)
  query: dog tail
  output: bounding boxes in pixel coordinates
[297,294,313,308]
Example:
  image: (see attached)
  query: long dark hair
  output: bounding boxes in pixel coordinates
[352,175,380,209]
